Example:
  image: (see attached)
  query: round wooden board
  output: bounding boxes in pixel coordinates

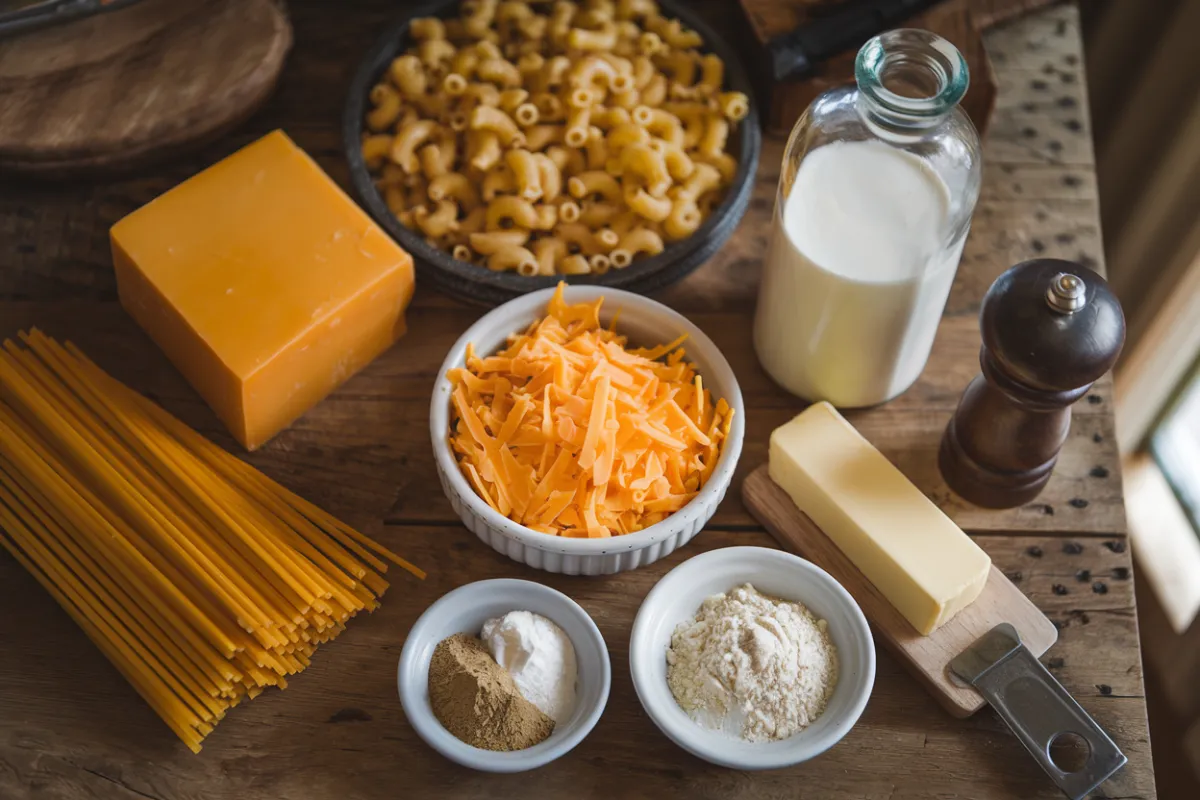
[0,0,292,178]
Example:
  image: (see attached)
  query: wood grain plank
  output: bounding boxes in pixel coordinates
[0,300,1126,534]
[0,525,1153,800]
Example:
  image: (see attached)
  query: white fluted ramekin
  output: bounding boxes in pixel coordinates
[430,285,744,575]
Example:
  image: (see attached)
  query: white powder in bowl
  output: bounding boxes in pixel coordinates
[666,583,838,742]
[482,610,577,724]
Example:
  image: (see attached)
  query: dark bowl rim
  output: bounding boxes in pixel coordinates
[341,0,761,300]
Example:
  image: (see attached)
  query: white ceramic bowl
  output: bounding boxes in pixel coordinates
[629,546,875,770]
[397,579,611,772]
[430,285,745,575]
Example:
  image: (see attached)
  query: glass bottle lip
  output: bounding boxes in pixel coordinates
[855,29,969,124]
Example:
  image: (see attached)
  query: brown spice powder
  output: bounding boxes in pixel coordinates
[428,632,554,751]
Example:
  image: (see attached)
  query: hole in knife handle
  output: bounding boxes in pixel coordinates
[1047,731,1091,773]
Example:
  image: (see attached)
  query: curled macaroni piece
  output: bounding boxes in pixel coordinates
[632,105,683,147]
[532,203,559,231]
[585,127,608,169]
[524,124,562,151]
[557,222,600,255]
[699,53,723,93]
[366,84,401,131]
[546,144,585,176]
[488,244,539,275]
[533,237,567,275]
[619,143,671,197]
[506,148,544,201]
[471,105,525,146]
[415,199,459,237]
[680,162,721,199]
[700,116,724,158]
[611,227,665,267]
[663,197,702,241]
[568,171,622,203]
[390,55,427,99]
[564,106,591,148]
[641,74,667,106]
[697,150,736,182]
[593,106,632,129]
[460,206,488,235]
[533,153,563,201]
[410,17,445,41]
[624,184,671,222]
[514,102,539,127]
[594,227,620,250]
[486,195,540,229]
[429,172,481,209]
[468,130,503,171]
[478,57,522,88]
[361,134,392,169]
[569,55,618,89]
[532,92,564,122]
[418,39,455,70]
[607,122,650,150]
[470,229,530,254]
[391,120,438,173]
[568,22,617,51]
[652,139,695,181]
[559,253,591,274]
[498,88,529,113]
[557,199,581,222]
[579,201,619,227]
[718,91,749,122]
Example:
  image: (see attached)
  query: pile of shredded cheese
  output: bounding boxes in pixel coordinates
[448,284,733,538]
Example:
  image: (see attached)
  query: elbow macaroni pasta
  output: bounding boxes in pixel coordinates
[362,0,749,274]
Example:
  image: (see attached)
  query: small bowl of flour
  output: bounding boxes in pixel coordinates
[630,547,875,769]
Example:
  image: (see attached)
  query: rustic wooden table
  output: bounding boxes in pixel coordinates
[0,3,1157,799]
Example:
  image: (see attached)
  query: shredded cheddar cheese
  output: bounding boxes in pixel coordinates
[449,284,733,538]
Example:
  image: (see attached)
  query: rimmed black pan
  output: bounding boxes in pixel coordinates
[342,0,761,307]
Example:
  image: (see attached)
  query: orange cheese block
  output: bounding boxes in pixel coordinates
[111,130,414,450]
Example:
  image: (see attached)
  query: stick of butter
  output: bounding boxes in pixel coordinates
[769,402,990,635]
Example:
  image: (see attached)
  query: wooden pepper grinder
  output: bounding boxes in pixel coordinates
[939,259,1125,508]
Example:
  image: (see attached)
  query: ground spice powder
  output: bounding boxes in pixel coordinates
[428,632,555,751]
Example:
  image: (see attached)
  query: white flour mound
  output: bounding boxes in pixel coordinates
[666,583,838,742]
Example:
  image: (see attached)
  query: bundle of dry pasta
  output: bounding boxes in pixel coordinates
[362,0,751,276]
[0,330,423,753]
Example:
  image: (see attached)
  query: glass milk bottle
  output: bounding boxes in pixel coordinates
[754,30,982,408]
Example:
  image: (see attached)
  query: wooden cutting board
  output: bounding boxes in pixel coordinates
[739,0,1059,135]
[0,0,291,178]
[741,463,1058,717]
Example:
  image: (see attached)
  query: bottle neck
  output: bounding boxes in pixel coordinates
[855,29,969,135]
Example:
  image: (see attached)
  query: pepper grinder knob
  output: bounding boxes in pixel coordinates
[939,259,1125,508]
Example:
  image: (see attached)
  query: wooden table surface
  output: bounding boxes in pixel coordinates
[0,3,1156,799]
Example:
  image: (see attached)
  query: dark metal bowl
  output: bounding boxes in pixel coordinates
[342,0,761,307]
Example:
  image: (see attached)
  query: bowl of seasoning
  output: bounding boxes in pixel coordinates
[629,546,875,769]
[398,578,611,772]
[430,283,744,575]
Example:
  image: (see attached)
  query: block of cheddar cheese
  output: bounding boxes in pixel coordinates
[111,130,414,450]
[769,402,990,635]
